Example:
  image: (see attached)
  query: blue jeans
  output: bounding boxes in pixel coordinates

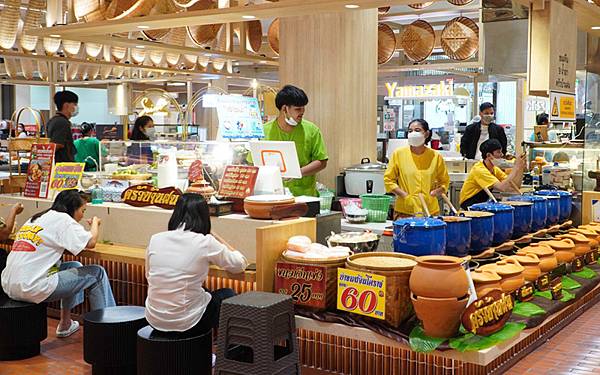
[44,261,116,311]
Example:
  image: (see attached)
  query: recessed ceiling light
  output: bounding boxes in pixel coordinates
[136,45,145,48]
[345,4,360,8]
[259,60,267,64]
[137,25,150,29]
[168,82,186,86]
[242,15,255,19]
[593,26,600,30]
[50,34,61,38]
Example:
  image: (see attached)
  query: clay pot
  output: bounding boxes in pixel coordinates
[471,269,502,297]
[578,225,600,242]
[243,195,295,219]
[409,256,469,299]
[509,253,541,282]
[518,244,557,272]
[569,229,599,249]
[538,239,575,263]
[411,293,469,338]
[558,233,591,256]
[482,258,525,293]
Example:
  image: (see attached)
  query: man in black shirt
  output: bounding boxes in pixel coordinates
[47,91,79,162]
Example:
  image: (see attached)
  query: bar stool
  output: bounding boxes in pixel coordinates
[215,291,299,375]
[83,306,146,375]
[0,297,47,360]
[136,325,212,375]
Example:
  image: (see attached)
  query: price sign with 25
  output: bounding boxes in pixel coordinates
[337,268,386,319]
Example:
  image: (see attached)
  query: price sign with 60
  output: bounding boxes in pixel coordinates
[337,268,386,319]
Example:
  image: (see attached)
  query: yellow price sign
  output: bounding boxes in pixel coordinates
[550,91,576,121]
[337,268,386,319]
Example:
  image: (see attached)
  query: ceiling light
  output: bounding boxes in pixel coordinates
[168,82,186,86]
[137,25,150,29]
[593,26,600,30]
[345,4,360,8]
[136,45,145,48]
[49,34,61,38]
[242,15,256,19]
[259,60,267,64]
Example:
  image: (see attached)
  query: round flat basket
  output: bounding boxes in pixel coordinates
[441,17,479,61]
[447,0,474,5]
[408,2,434,9]
[268,18,280,55]
[378,6,391,14]
[399,20,435,63]
[378,23,396,65]
[186,0,222,46]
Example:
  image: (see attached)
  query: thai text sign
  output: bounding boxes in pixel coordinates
[275,261,327,309]
[121,184,182,209]
[337,268,385,319]
[50,162,84,191]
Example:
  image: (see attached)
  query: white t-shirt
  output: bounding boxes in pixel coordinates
[474,124,490,160]
[1,210,92,303]
[145,228,248,332]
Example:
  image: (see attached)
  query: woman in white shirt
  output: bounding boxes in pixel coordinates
[145,193,248,337]
[1,190,116,338]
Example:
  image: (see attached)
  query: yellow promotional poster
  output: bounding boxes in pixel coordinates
[50,163,85,191]
[337,268,386,320]
[550,91,576,121]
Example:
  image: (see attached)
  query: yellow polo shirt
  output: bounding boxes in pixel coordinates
[459,161,507,205]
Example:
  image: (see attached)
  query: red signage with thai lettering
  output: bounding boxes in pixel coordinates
[121,184,182,210]
[218,165,259,199]
[188,160,204,183]
[24,143,55,199]
[275,261,327,309]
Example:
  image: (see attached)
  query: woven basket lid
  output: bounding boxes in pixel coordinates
[408,2,434,9]
[234,20,262,54]
[268,18,280,55]
[441,16,479,61]
[378,6,391,14]
[186,0,222,46]
[399,19,435,63]
[447,0,474,5]
[378,23,396,65]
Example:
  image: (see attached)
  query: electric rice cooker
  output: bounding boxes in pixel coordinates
[344,158,386,196]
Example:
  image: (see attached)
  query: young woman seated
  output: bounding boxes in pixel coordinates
[1,190,116,338]
[145,193,248,339]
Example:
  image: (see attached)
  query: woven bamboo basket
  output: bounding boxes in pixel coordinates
[85,42,103,58]
[74,0,103,20]
[141,0,180,41]
[448,0,474,5]
[20,59,35,80]
[197,54,209,68]
[130,47,147,64]
[186,0,222,47]
[233,20,262,54]
[19,0,45,52]
[281,252,350,312]
[149,50,164,66]
[399,19,435,63]
[165,27,186,67]
[78,65,88,80]
[408,2,433,9]
[441,16,479,61]
[211,27,228,71]
[89,65,101,80]
[378,6,391,15]
[66,63,79,80]
[4,58,19,78]
[63,40,83,57]
[112,45,127,62]
[0,0,20,50]
[377,23,396,65]
[106,0,156,20]
[346,252,417,328]
[100,65,113,79]
[38,60,49,81]
[112,65,125,78]
[268,18,279,55]
[43,37,61,55]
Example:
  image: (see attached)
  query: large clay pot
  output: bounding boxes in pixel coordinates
[518,244,557,272]
[409,256,469,299]
[539,239,576,263]
[471,269,502,297]
[569,229,599,249]
[509,253,541,282]
[558,233,591,256]
[482,258,525,292]
[578,225,600,242]
[411,293,469,338]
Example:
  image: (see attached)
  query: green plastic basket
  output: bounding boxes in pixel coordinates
[360,194,392,222]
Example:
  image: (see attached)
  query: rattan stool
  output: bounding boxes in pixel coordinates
[215,291,299,375]
[136,325,212,375]
[83,306,146,375]
[0,297,47,360]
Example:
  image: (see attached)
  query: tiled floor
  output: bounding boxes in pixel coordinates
[4,304,600,375]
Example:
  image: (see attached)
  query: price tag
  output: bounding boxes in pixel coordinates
[584,250,598,265]
[571,256,585,272]
[50,163,85,192]
[337,268,385,319]
[536,273,551,291]
[514,282,534,302]
[274,261,327,309]
[551,277,563,300]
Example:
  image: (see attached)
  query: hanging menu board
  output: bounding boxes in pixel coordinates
[50,163,85,191]
[216,95,264,139]
[217,165,259,199]
[24,143,56,199]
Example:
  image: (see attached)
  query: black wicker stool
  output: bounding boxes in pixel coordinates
[136,325,212,375]
[216,291,299,375]
[0,297,47,360]
[83,306,146,375]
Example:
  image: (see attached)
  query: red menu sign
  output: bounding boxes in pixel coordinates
[217,165,259,199]
[24,143,56,199]
[275,261,328,309]
[188,160,204,183]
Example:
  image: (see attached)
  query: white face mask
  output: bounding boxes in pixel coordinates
[144,127,156,140]
[284,108,299,126]
[72,105,79,118]
[482,114,494,124]
[407,131,426,147]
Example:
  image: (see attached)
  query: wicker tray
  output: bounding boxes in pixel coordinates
[43,36,61,55]
[399,19,435,63]
[142,0,179,41]
[378,6,391,14]
[268,18,280,55]
[377,23,396,65]
[441,16,479,61]
[85,42,103,58]
[112,46,127,62]
[408,2,433,9]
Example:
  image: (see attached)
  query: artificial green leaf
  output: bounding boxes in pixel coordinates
[409,326,446,353]
[488,322,526,341]
[513,301,546,317]
[534,290,552,300]
[571,267,597,280]
[448,323,526,352]
[560,290,576,302]
[561,276,582,290]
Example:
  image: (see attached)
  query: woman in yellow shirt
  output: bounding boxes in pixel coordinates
[384,119,450,218]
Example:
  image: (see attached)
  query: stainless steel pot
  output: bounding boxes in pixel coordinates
[344,158,386,196]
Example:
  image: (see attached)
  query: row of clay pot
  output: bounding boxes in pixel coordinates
[409,255,469,338]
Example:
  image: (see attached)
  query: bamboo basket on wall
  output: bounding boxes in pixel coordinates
[63,40,83,57]
[141,0,180,41]
[112,65,125,78]
[186,0,222,47]
[399,19,435,63]
[233,20,262,54]
[377,23,396,65]
[112,45,127,62]
[100,65,113,79]
[20,59,35,80]
[211,27,228,71]
[149,50,164,66]
[4,58,19,78]
[448,0,474,5]
[0,0,20,50]
[408,2,433,8]
[268,18,279,55]
[19,0,46,52]
[67,63,79,80]
[441,16,479,61]
[130,47,147,64]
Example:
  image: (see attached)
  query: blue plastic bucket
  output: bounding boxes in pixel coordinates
[442,216,471,257]
[461,211,494,254]
[393,217,446,256]
[469,202,514,245]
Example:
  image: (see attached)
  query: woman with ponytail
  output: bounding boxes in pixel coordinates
[1,190,115,338]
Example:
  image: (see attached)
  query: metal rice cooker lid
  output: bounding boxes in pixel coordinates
[469,202,514,213]
[346,158,387,172]
[393,217,446,229]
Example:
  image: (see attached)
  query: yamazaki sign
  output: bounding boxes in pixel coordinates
[121,184,182,209]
